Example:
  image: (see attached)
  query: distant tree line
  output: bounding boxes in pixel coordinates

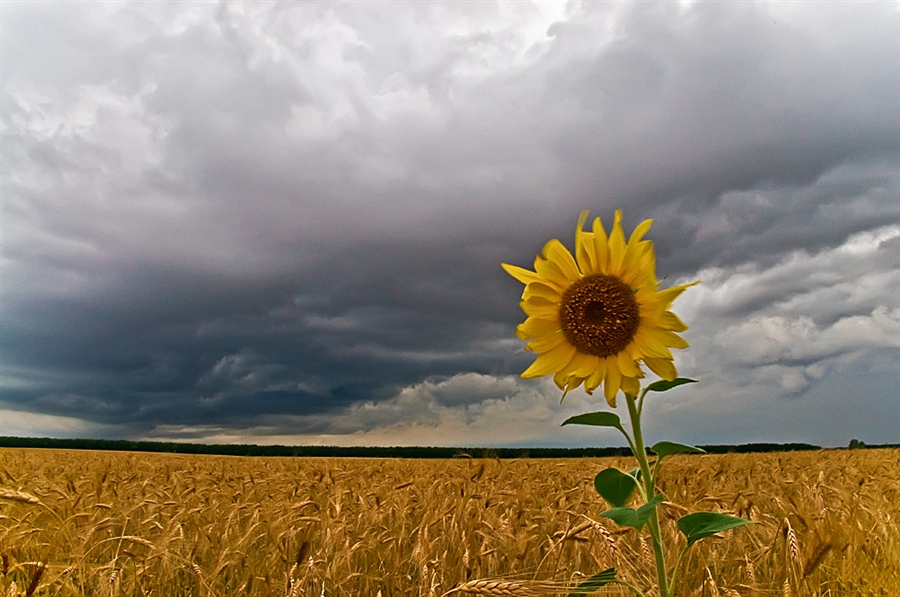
[7,436,887,458]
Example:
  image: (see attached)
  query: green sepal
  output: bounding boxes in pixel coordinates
[601,493,665,531]
[593,468,638,507]
[645,378,698,393]
[650,441,705,458]
[561,411,624,433]
[627,466,642,482]
[566,568,617,596]
[626,464,655,483]
[677,512,755,547]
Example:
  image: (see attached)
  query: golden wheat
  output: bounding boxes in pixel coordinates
[0,448,896,596]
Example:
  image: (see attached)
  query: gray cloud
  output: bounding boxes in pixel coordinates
[2,1,897,446]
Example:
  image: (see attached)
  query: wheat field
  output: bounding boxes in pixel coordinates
[0,447,897,596]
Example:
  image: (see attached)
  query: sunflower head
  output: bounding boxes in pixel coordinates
[502,210,697,407]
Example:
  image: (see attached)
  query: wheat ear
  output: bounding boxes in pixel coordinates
[0,489,42,506]
[446,579,542,596]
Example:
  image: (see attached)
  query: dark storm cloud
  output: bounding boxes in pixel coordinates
[2,232,527,431]
[2,1,897,444]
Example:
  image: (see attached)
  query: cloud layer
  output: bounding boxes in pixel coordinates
[2,1,898,447]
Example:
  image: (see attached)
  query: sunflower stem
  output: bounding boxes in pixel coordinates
[625,391,670,597]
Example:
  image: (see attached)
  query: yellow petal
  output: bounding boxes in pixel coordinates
[632,327,674,360]
[634,283,660,306]
[621,238,657,287]
[592,217,610,273]
[501,263,542,286]
[526,331,566,353]
[560,376,586,402]
[644,357,677,381]
[628,218,653,246]
[636,306,663,328]
[542,239,581,281]
[520,297,558,318]
[575,211,596,274]
[616,351,641,378]
[621,376,641,396]
[608,210,627,276]
[584,358,607,394]
[517,316,560,339]
[533,256,571,290]
[522,281,562,302]
[626,341,646,363]
[658,330,690,349]
[653,281,700,308]
[656,311,689,332]
[553,369,569,390]
[604,355,623,406]
[636,244,658,287]
[521,342,576,378]
[567,352,603,377]
[555,370,586,393]
[566,377,587,392]
[622,221,653,280]
[576,210,590,234]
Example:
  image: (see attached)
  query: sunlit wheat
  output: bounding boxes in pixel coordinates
[0,448,896,595]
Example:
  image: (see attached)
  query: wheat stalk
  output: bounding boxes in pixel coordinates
[23,562,45,597]
[703,567,720,597]
[589,519,618,562]
[106,567,120,597]
[639,535,652,564]
[802,538,833,579]
[286,578,301,597]
[118,535,154,548]
[554,520,592,541]
[744,556,756,587]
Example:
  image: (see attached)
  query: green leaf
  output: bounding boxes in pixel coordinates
[650,441,706,458]
[677,512,756,547]
[601,494,665,531]
[561,412,623,431]
[594,468,639,507]
[645,378,698,393]
[566,568,617,596]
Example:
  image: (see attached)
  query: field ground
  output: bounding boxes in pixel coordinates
[1,448,897,596]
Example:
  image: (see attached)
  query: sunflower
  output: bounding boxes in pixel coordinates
[502,210,696,407]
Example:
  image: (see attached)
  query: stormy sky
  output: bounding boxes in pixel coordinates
[2,1,898,448]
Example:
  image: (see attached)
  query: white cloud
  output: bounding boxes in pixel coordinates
[0,408,114,439]
[143,373,628,448]
[680,223,899,324]
[712,306,899,367]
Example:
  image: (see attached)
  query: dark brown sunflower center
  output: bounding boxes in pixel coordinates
[559,274,640,357]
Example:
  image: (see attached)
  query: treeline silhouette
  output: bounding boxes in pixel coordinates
[0,436,839,457]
